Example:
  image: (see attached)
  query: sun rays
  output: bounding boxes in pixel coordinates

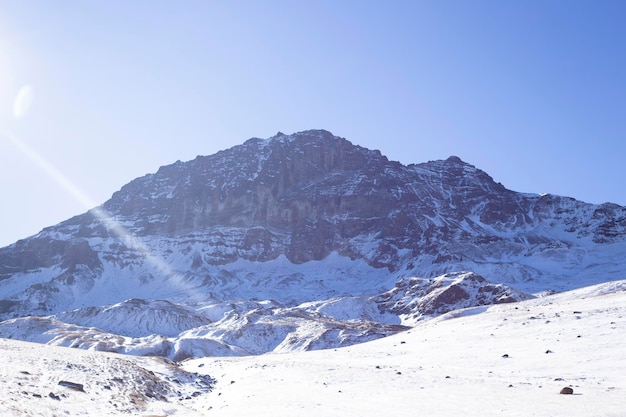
[2,126,201,302]
[3,130,98,210]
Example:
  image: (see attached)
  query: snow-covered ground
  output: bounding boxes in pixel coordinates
[0,339,213,416]
[182,285,626,417]
[1,282,624,416]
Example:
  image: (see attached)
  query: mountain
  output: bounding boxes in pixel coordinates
[0,129,625,358]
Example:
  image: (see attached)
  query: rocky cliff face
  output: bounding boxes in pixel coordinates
[0,129,625,357]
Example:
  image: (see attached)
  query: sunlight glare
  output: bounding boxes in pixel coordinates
[3,129,200,300]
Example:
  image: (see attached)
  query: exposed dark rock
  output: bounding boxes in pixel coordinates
[375,272,533,319]
[61,239,102,272]
[560,386,574,395]
[58,380,85,392]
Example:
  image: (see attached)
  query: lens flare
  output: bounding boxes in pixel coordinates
[13,85,34,119]
[3,129,199,300]
[4,130,97,209]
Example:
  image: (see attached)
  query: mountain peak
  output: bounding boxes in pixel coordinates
[445,155,464,163]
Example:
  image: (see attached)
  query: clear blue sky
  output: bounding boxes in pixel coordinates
[1,1,625,247]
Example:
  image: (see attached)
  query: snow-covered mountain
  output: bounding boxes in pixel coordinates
[0,129,625,357]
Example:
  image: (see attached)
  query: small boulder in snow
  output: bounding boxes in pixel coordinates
[58,380,85,392]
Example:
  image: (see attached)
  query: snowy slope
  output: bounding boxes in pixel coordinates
[0,338,214,416]
[181,284,626,417]
[0,271,529,358]
[54,298,212,337]
[0,282,623,416]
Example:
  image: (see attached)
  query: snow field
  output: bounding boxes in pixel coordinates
[183,288,626,417]
[0,282,623,416]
